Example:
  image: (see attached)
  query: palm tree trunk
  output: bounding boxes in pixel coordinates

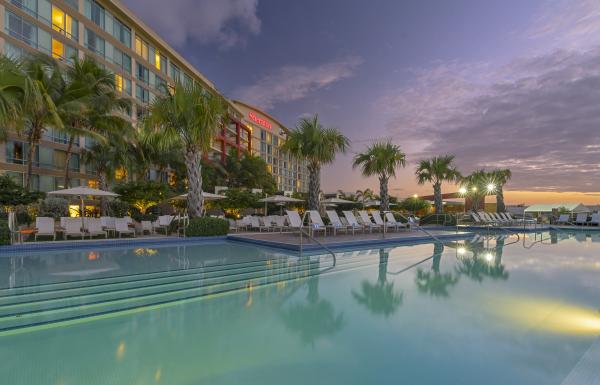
[378,249,389,284]
[185,146,204,218]
[98,171,109,215]
[379,176,389,212]
[433,182,442,215]
[24,126,42,192]
[307,163,320,211]
[431,242,444,273]
[496,188,505,213]
[63,135,75,189]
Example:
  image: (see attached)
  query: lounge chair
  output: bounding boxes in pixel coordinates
[384,212,409,231]
[154,215,174,235]
[470,212,485,225]
[370,211,388,230]
[326,210,353,235]
[589,213,600,226]
[477,212,498,225]
[141,220,154,235]
[115,218,135,238]
[575,213,589,226]
[101,217,116,235]
[342,211,365,233]
[84,218,107,238]
[272,216,287,232]
[490,212,510,225]
[34,217,56,241]
[248,216,269,232]
[357,210,381,233]
[307,210,328,237]
[63,218,85,240]
[499,212,515,224]
[259,216,275,232]
[285,210,305,231]
[556,214,570,225]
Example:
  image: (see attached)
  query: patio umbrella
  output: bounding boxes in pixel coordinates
[258,195,304,216]
[363,199,381,207]
[47,187,119,217]
[321,198,355,205]
[174,192,227,201]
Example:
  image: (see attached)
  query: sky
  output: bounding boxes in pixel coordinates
[122,0,600,205]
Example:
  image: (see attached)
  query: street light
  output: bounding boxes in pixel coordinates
[487,183,496,192]
[459,187,467,195]
[412,194,418,215]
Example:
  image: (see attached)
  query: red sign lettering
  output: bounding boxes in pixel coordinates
[248,111,272,130]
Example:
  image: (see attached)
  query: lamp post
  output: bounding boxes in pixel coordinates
[413,194,418,216]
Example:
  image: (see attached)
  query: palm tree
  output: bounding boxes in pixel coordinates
[414,243,459,298]
[490,169,512,213]
[461,169,491,212]
[281,114,349,210]
[353,141,406,211]
[143,82,226,218]
[0,54,64,190]
[415,155,461,215]
[60,58,130,188]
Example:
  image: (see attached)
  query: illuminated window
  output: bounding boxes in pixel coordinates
[87,179,99,188]
[52,6,77,39]
[52,39,64,59]
[115,74,123,92]
[135,36,148,60]
[155,50,161,71]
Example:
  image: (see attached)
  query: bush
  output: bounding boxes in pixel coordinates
[0,220,10,245]
[37,197,68,220]
[186,217,229,237]
[108,200,131,217]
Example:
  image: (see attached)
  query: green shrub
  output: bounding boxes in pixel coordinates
[37,198,68,220]
[108,200,131,217]
[186,217,229,237]
[0,220,10,245]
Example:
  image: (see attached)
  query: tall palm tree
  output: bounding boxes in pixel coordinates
[461,169,491,212]
[60,58,130,188]
[0,54,64,190]
[281,114,349,210]
[415,155,461,215]
[143,82,226,217]
[353,141,406,211]
[490,169,512,213]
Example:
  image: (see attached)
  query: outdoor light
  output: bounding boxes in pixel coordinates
[459,187,467,194]
[457,247,466,255]
[487,183,496,192]
[472,187,478,192]
[485,253,494,262]
[413,194,418,199]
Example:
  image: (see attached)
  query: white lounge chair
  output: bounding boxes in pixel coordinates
[384,212,409,231]
[477,212,498,225]
[272,216,287,232]
[326,210,353,235]
[248,216,269,232]
[259,216,275,232]
[575,213,589,226]
[490,212,510,224]
[285,210,307,231]
[470,212,485,225]
[101,217,116,235]
[85,218,107,238]
[357,210,381,233]
[154,215,174,234]
[307,210,327,237]
[34,217,56,241]
[64,217,84,240]
[590,213,600,226]
[342,211,365,233]
[556,214,570,225]
[115,218,135,238]
[141,220,154,235]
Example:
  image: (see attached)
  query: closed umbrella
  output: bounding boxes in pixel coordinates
[321,198,355,205]
[47,187,119,217]
[174,192,227,201]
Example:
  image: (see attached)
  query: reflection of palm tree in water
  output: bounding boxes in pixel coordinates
[456,237,509,282]
[415,243,459,298]
[352,249,403,318]
[281,258,344,346]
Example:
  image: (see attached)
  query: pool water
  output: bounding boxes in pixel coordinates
[1,231,600,384]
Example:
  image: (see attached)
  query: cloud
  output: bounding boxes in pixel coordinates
[122,0,261,48]
[232,57,363,110]
[379,0,600,193]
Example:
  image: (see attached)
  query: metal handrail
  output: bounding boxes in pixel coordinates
[299,211,337,261]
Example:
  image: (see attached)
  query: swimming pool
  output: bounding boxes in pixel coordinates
[1,231,599,384]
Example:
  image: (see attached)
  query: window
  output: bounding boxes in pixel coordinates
[183,73,193,87]
[113,48,131,73]
[85,28,105,56]
[170,64,181,83]
[6,11,37,48]
[136,63,149,84]
[123,78,132,96]
[51,38,64,59]
[135,36,148,60]
[158,53,167,74]
[115,74,123,92]
[63,0,78,10]
[89,0,105,28]
[51,6,78,40]
[112,17,131,48]
[136,85,149,104]
[155,76,167,93]
[6,141,27,164]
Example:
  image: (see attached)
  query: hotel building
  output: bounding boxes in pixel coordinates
[0,0,307,192]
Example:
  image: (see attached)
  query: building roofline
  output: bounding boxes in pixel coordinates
[231,100,290,133]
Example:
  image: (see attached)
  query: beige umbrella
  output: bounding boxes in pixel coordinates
[321,198,355,205]
[258,195,304,216]
[47,187,119,217]
[174,192,227,201]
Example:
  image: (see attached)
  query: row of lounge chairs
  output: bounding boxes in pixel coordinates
[556,213,600,226]
[470,211,536,226]
[32,215,177,241]
[230,210,412,236]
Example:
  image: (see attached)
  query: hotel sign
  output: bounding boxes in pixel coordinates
[248,111,272,130]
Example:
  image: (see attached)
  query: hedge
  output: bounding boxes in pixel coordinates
[0,220,10,245]
[186,217,229,237]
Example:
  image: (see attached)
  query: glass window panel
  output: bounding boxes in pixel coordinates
[51,38,64,59]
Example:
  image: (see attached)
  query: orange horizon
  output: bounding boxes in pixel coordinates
[492,190,600,206]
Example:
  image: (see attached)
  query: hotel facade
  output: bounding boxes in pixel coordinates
[0,0,308,193]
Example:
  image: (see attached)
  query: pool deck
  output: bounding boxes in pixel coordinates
[228,228,473,251]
